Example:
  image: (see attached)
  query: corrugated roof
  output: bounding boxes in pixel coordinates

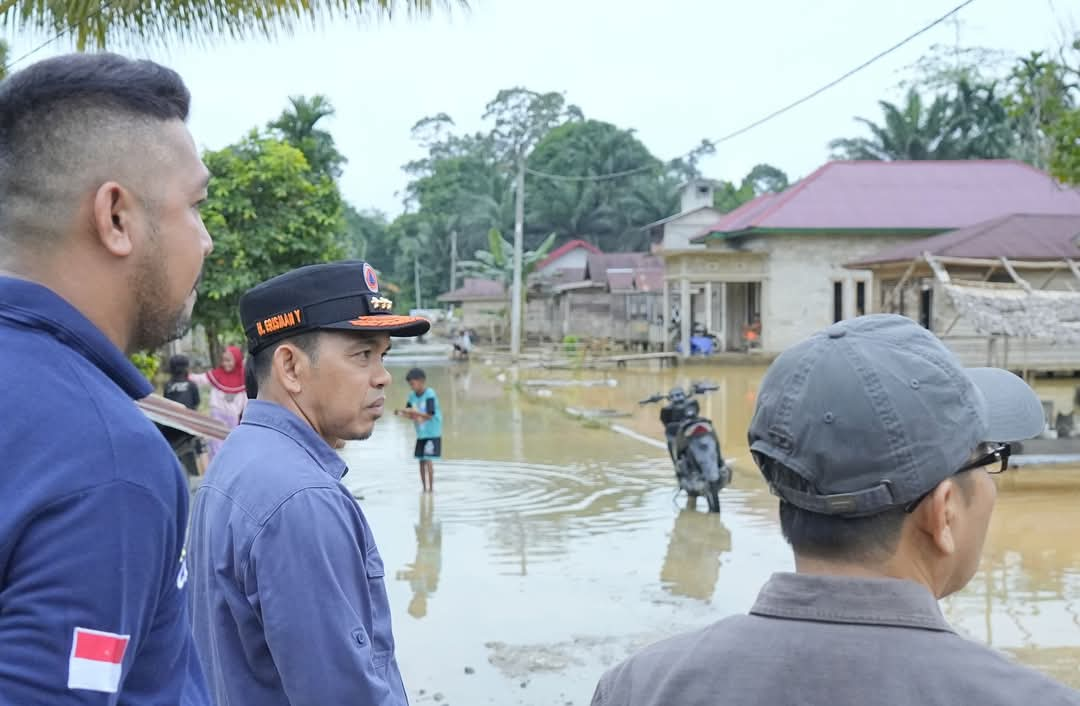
[851,213,1080,266]
[692,161,1080,241]
[535,239,602,271]
[437,278,505,302]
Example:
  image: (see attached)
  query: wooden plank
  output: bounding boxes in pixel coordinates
[923,252,951,284]
[999,256,1033,293]
[136,394,231,440]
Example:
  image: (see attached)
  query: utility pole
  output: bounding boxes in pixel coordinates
[450,230,458,294]
[414,256,422,310]
[510,158,525,361]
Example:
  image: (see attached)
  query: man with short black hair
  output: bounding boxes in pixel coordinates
[187,260,427,706]
[0,53,212,703]
[592,314,1080,706]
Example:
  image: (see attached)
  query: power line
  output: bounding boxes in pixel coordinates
[524,0,978,184]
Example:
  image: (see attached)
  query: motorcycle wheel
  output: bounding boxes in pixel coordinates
[705,484,721,513]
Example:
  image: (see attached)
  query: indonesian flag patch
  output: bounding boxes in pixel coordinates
[68,628,129,693]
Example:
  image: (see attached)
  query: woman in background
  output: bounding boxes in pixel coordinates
[190,345,247,459]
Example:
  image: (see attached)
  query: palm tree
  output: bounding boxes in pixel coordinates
[268,95,346,178]
[829,88,965,161]
[458,228,557,287]
[0,0,457,52]
[0,40,8,80]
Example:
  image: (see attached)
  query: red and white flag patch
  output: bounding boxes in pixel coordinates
[68,628,129,693]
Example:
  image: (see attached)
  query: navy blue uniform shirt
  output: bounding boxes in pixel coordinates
[0,276,210,705]
[188,400,408,706]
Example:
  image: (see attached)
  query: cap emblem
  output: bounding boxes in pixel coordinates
[363,263,379,293]
[370,296,393,312]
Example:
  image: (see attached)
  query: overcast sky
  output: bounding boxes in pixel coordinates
[7,0,1078,216]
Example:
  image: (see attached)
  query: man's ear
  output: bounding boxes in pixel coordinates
[91,182,138,257]
[912,480,961,556]
[273,343,310,395]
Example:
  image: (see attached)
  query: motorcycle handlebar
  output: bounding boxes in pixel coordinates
[638,394,665,405]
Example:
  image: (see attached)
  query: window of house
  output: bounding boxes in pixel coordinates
[919,286,933,330]
[833,281,843,323]
[855,281,866,317]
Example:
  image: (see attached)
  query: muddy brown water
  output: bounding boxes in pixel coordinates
[340,361,1080,704]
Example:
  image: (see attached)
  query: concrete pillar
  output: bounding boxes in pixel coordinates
[704,281,713,333]
[662,279,670,352]
[680,278,691,358]
[719,282,728,352]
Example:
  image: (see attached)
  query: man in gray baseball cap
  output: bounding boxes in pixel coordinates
[591,314,1080,706]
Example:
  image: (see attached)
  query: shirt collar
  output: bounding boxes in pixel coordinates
[240,400,348,480]
[0,276,152,399]
[750,572,954,633]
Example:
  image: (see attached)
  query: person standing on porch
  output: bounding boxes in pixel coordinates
[190,344,246,455]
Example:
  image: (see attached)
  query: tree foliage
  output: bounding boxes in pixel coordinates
[195,133,344,347]
[832,34,1080,173]
[458,228,557,285]
[0,0,459,51]
[713,163,790,213]
[267,95,347,179]
[526,120,677,251]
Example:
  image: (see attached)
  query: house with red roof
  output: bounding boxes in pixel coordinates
[654,160,1080,356]
[436,278,507,340]
[527,248,665,346]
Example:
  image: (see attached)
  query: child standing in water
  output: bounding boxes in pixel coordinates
[190,345,247,459]
[396,368,442,493]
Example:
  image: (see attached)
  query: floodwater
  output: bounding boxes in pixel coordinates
[340,361,1080,705]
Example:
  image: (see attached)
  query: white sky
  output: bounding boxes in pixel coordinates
[7,0,1078,216]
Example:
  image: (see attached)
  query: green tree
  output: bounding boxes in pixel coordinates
[1006,49,1079,168]
[1049,106,1080,184]
[267,95,346,179]
[526,120,673,251]
[483,87,583,165]
[0,40,8,80]
[340,205,392,260]
[0,0,458,51]
[196,133,344,358]
[458,227,557,333]
[829,88,968,160]
[713,163,790,214]
[458,228,557,286]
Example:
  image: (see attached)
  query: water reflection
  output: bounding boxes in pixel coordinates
[395,493,442,619]
[659,508,732,601]
[344,362,1080,702]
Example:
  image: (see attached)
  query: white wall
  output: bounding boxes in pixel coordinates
[660,208,722,252]
[535,246,590,276]
[763,233,924,352]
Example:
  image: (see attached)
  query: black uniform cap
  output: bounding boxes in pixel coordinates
[240,260,430,355]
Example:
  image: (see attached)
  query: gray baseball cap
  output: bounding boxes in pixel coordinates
[748,314,1045,517]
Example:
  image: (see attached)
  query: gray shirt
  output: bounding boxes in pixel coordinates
[592,572,1080,706]
[187,400,407,706]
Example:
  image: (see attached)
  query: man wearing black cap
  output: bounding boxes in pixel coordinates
[187,261,427,706]
[591,315,1080,706]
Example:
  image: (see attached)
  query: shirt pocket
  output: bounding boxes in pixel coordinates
[364,549,393,668]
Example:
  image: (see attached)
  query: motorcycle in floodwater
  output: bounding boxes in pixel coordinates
[640,383,732,512]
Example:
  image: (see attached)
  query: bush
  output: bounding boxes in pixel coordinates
[130,351,160,382]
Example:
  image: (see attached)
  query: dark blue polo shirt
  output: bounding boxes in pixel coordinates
[0,276,210,705]
[187,400,408,706]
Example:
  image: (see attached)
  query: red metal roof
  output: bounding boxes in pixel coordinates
[693,161,1080,241]
[851,213,1080,266]
[535,238,602,271]
[437,278,505,302]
